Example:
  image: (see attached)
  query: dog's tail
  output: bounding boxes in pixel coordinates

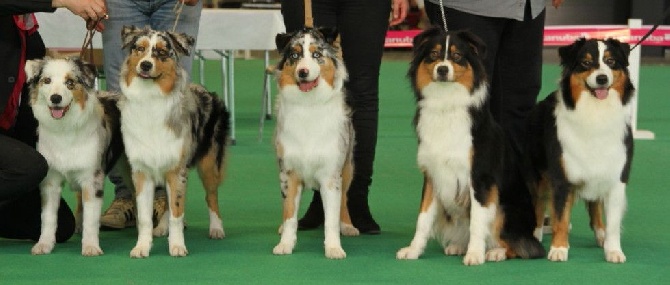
[503,232,546,259]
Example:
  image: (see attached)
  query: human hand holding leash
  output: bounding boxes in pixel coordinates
[552,0,563,8]
[52,0,107,21]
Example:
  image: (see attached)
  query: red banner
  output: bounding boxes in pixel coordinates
[385,26,670,48]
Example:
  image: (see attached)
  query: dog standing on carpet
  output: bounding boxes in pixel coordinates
[525,38,634,263]
[118,25,230,258]
[25,57,129,256]
[396,28,545,265]
[272,27,359,259]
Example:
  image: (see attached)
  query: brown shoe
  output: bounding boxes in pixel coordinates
[100,198,136,229]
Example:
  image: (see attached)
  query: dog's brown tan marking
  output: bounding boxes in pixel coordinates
[67,73,88,110]
[132,171,147,195]
[414,45,442,91]
[282,171,302,221]
[196,144,226,222]
[587,200,605,245]
[606,50,629,100]
[450,46,475,92]
[568,53,595,103]
[339,156,354,226]
[166,166,187,217]
[419,174,435,213]
[550,190,574,248]
[153,41,179,94]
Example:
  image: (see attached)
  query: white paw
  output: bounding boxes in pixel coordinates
[152,225,168,237]
[325,246,347,259]
[444,244,466,256]
[340,223,359,237]
[82,245,104,256]
[605,250,626,263]
[463,251,485,266]
[130,244,151,258]
[31,242,55,255]
[272,242,294,255]
[594,229,605,247]
[486,248,507,262]
[209,228,226,239]
[548,246,569,262]
[277,224,283,235]
[396,246,422,259]
[169,245,189,257]
[533,227,543,242]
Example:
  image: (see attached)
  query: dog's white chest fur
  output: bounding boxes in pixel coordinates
[37,118,104,176]
[555,90,629,199]
[119,82,184,180]
[416,83,480,214]
[276,89,348,188]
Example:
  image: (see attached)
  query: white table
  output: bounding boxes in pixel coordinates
[35,8,286,144]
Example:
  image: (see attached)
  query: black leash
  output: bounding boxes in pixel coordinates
[630,6,670,51]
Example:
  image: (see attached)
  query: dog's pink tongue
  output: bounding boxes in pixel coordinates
[298,80,318,92]
[595,88,609,100]
[51,109,65,119]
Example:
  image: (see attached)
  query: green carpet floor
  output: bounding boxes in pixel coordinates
[1,57,668,284]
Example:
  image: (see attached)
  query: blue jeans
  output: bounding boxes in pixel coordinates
[102,0,202,198]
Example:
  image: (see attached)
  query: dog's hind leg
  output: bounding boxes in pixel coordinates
[321,174,347,259]
[397,174,438,260]
[339,158,358,236]
[74,191,83,234]
[196,148,226,239]
[531,175,550,241]
[587,200,605,247]
[273,169,302,256]
[165,166,189,257]
[80,170,104,256]
[31,173,63,255]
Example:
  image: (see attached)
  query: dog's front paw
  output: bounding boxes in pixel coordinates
[130,244,151,258]
[605,250,626,263]
[547,246,569,262]
[209,227,225,239]
[485,248,507,262]
[325,246,346,259]
[444,244,466,256]
[340,223,359,236]
[169,245,189,257]
[82,245,104,256]
[31,242,55,255]
[463,251,485,266]
[396,246,422,260]
[272,242,294,255]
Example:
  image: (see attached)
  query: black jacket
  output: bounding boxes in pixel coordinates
[0,0,55,132]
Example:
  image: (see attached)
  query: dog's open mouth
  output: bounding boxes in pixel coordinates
[49,105,70,119]
[589,87,609,100]
[138,71,161,80]
[298,77,319,92]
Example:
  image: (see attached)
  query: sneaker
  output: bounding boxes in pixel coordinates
[153,194,168,227]
[100,198,136,229]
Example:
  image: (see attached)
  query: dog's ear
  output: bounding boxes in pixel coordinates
[275,32,293,52]
[456,30,487,59]
[25,59,45,83]
[167,31,195,57]
[121,25,144,50]
[605,38,631,67]
[559,37,587,68]
[72,57,97,89]
[316,26,339,45]
[412,26,442,54]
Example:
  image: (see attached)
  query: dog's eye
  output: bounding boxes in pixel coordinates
[136,46,145,52]
[290,52,299,60]
[65,79,75,90]
[429,50,440,60]
[157,50,168,57]
[312,51,322,58]
[451,52,463,61]
[42,78,51,84]
[604,57,616,67]
[581,60,593,67]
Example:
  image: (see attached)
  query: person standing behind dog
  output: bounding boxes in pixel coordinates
[0,0,107,242]
[422,0,563,226]
[280,0,409,234]
[99,0,202,229]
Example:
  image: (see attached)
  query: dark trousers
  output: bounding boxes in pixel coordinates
[0,91,75,243]
[280,0,391,199]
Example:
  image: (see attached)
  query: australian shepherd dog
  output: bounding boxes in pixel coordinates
[272,27,359,259]
[118,26,230,258]
[25,57,129,256]
[396,27,544,265]
[525,38,634,263]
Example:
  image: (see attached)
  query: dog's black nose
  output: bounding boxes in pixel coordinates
[437,66,449,77]
[298,68,309,79]
[596,74,608,85]
[140,61,153,72]
[50,94,62,104]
